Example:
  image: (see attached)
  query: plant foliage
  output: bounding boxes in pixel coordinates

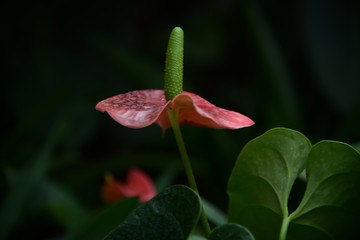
[228,128,360,240]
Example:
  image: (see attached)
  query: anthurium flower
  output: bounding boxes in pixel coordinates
[101,168,157,203]
[95,90,254,130]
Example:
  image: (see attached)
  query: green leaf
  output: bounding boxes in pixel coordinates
[188,234,207,240]
[228,128,360,240]
[209,223,254,240]
[227,127,311,240]
[289,141,360,239]
[104,185,200,240]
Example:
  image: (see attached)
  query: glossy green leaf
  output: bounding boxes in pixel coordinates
[209,223,254,240]
[188,235,207,240]
[103,185,200,240]
[228,128,360,240]
[289,141,360,239]
[228,128,311,240]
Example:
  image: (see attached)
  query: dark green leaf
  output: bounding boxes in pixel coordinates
[228,128,360,240]
[228,128,311,240]
[209,223,254,240]
[289,141,360,239]
[104,185,200,240]
[188,235,207,240]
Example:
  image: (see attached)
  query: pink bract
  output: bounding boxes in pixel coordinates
[96,90,254,129]
[101,168,157,203]
[122,168,157,202]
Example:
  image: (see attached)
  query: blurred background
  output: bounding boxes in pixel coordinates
[2,0,359,239]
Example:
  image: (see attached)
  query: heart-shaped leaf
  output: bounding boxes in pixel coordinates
[228,128,360,240]
[209,223,254,240]
[288,141,360,239]
[103,185,200,240]
[228,128,311,240]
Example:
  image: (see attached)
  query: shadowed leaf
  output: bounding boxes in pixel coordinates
[209,223,254,240]
[290,141,360,239]
[104,185,200,240]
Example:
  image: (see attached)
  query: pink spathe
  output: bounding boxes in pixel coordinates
[121,168,157,202]
[96,90,254,129]
[101,168,157,203]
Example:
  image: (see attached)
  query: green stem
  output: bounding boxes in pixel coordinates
[167,108,211,237]
[279,215,290,240]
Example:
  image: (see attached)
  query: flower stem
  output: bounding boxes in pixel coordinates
[167,108,211,237]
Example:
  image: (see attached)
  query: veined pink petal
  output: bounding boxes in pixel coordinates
[170,92,254,129]
[95,90,168,128]
[96,90,254,129]
[122,168,157,202]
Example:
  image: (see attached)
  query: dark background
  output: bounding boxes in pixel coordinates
[1,0,359,239]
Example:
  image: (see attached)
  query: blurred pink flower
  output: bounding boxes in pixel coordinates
[101,168,157,203]
[96,90,254,130]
